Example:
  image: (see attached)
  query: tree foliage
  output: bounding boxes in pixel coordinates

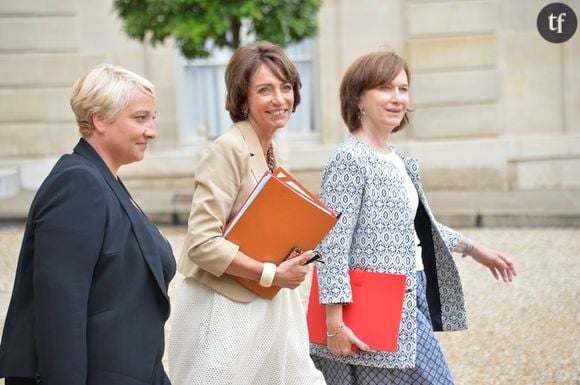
[113,0,322,59]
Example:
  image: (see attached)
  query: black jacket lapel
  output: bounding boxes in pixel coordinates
[73,139,169,300]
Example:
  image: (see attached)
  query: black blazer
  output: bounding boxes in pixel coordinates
[0,139,176,384]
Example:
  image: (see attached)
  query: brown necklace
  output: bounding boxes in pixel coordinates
[266,145,276,172]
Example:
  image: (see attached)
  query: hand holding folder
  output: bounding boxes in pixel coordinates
[224,167,339,299]
[307,268,407,352]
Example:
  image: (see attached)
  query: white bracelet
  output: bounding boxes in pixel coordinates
[259,262,277,287]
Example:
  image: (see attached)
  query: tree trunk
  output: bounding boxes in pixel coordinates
[231,16,241,49]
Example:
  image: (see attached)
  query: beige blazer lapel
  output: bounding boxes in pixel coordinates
[235,120,270,181]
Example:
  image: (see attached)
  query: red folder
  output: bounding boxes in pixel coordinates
[224,167,339,300]
[307,268,407,352]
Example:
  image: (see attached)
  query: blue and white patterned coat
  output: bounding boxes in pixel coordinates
[310,135,468,369]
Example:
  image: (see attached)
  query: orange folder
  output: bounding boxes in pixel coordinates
[224,167,339,299]
[307,268,407,352]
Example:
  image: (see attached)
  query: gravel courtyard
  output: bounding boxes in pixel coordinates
[1,226,578,385]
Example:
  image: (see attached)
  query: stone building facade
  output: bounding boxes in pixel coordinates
[0,0,579,201]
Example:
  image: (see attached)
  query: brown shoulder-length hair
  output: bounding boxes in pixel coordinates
[340,51,411,133]
[225,41,302,122]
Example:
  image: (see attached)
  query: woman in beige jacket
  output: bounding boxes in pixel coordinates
[168,42,326,385]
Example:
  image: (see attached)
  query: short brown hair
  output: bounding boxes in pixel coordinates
[225,41,301,122]
[340,51,410,133]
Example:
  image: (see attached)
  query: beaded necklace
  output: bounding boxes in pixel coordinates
[266,145,276,172]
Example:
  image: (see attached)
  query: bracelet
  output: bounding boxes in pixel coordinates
[326,322,345,338]
[462,238,474,257]
[259,262,276,287]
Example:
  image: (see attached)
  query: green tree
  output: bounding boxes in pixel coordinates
[113,0,322,59]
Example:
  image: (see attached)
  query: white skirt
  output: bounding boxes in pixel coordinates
[168,278,326,385]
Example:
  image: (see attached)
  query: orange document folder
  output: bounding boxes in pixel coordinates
[224,167,339,300]
[307,268,407,352]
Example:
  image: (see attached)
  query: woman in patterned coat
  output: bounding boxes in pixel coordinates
[310,51,517,385]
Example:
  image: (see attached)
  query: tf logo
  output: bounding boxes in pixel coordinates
[537,2,577,43]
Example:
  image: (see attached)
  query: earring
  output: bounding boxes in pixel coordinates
[241,107,248,120]
[359,109,366,120]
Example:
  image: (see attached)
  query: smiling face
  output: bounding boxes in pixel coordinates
[91,88,157,174]
[246,64,295,136]
[359,68,409,134]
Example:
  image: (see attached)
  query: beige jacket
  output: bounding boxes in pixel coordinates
[178,121,273,302]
